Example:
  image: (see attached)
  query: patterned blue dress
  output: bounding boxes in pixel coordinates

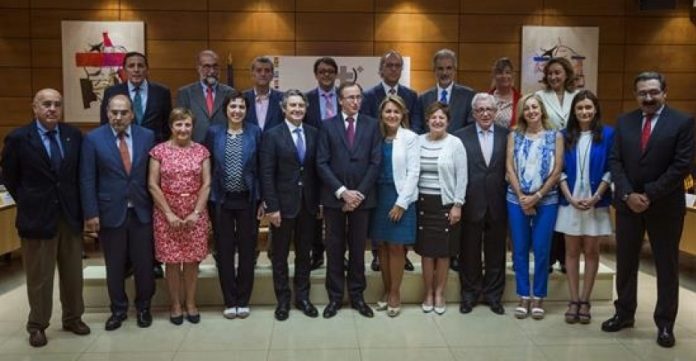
[369,141,417,244]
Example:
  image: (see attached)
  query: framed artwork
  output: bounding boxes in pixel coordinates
[521,26,599,94]
[61,21,145,123]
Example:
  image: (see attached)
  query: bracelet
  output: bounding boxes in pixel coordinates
[535,192,543,200]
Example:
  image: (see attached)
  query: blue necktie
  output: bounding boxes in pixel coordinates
[294,128,305,164]
[133,86,144,125]
[46,130,62,172]
[440,89,448,104]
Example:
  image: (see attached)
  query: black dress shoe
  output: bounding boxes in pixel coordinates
[657,327,675,348]
[63,320,91,335]
[29,329,47,347]
[186,313,200,324]
[370,256,380,272]
[404,255,414,271]
[323,301,342,319]
[170,314,184,325]
[489,302,505,315]
[310,256,324,271]
[459,301,473,314]
[153,264,164,279]
[275,303,290,321]
[601,314,635,332]
[137,309,152,328]
[105,313,127,331]
[295,299,319,318]
[352,300,374,318]
[450,257,460,272]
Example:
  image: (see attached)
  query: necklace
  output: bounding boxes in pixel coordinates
[577,133,592,193]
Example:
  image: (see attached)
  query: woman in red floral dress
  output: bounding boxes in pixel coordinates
[148,108,211,325]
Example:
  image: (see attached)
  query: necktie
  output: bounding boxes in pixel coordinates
[640,114,653,152]
[346,117,355,148]
[206,86,214,116]
[294,128,305,164]
[133,86,144,125]
[118,132,131,175]
[323,93,334,119]
[388,88,396,95]
[481,130,492,166]
[440,89,448,104]
[46,130,62,172]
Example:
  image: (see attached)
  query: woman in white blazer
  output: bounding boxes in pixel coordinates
[368,95,420,317]
[535,57,578,130]
[415,102,467,315]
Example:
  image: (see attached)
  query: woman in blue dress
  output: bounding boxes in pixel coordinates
[369,95,420,317]
[506,93,564,320]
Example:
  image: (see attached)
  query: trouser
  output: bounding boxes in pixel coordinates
[459,211,507,303]
[214,206,257,308]
[324,208,369,303]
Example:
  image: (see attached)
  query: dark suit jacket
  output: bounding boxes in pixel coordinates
[1,121,82,238]
[260,122,320,218]
[100,81,172,143]
[80,124,155,228]
[454,124,509,222]
[316,114,381,209]
[204,123,262,205]
[243,88,284,133]
[305,87,341,129]
[610,106,695,214]
[360,83,420,129]
[416,83,475,133]
[176,82,235,143]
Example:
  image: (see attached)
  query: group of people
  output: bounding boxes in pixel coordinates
[1,47,693,351]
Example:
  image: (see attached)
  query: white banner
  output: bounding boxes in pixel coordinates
[270,56,411,92]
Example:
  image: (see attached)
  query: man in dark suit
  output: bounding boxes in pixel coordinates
[81,95,156,331]
[177,50,235,142]
[603,72,695,348]
[100,51,172,144]
[317,82,381,319]
[1,89,90,347]
[304,57,341,270]
[243,56,284,133]
[453,93,509,316]
[260,89,320,321]
[415,48,475,134]
[360,49,418,273]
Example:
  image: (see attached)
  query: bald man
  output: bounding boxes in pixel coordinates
[1,89,90,347]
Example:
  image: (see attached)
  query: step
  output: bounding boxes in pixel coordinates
[82,253,614,311]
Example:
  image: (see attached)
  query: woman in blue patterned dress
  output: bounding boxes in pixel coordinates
[369,95,420,317]
[506,93,564,320]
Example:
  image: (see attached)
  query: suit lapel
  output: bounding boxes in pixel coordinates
[57,124,74,172]
[192,85,208,116]
[102,126,128,177]
[131,126,144,172]
[643,107,668,156]
[281,124,301,165]
[467,127,487,167]
[27,122,52,168]
[334,115,351,151]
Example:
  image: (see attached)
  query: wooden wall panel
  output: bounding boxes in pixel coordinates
[30,0,118,10]
[121,11,208,40]
[149,69,197,96]
[209,0,295,12]
[0,9,29,38]
[625,16,696,45]
[0,40,31,67]
[0,0,28,7]
[147,40,209,69]
[31,39,61,68]
[624,45,696,73]
[122,0,206,11]
[30,10,120,39]
[0,97,32,125]
[542,0,625,16]
[374,42,457,71]
[459,15,542,43]
[457,72,494,92]
[460,0,544,15]
[0,69,32,97]
[296,13,373,41]
[625,0,693,17]
[598,45,624,72]
[296,0,373,12]
[209,12,295,41]
[296,42,373,56]
[597,72,623,100]
[31,68,62,93]
[542,16,625,44]
[600,100,623,125]
[376,0,459,14]
[374,13,459,42]
[410,70,435,93]
[210,41,296,69]
[458,43,520,71]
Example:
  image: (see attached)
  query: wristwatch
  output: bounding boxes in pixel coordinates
[621,193,630,202]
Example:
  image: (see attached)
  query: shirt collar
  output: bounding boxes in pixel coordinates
[35,119,59,135]
[128,80,148,93]
[381,81,399,95]
[200,81,214,92]
[285,119,303,132]
[437,82,454,95]
[110,125,132,138]
[342,112,358,122]
[319,87,335,98]
[643,105,665,119]
[475,122,494,134]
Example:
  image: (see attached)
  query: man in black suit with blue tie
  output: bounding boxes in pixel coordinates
[317,82,381,319]
[603,72,695,348]
[360,50,418,272]
[2,89,90,347]
[243,56,284,133]
[100,52,172,144]
[260,89,320,321]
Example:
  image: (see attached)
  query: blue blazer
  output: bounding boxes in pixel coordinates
[560,126,614,208]
[80,124,155,228]
[243,89,284,133]
[360,84,420,130]
[204,122,262,204]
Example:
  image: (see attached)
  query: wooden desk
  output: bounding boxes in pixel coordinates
[0,204,20,256]
[680,206,696,256]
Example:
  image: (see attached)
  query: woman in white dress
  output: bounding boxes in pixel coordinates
[555,90,614,324]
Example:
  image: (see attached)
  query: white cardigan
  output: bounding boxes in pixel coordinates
[535,89,578,129]
[418,133,468,206]
[390,127,420,209]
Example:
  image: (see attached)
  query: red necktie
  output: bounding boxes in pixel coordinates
[206,86,214,116]
[118,132,131,175]
[640,114,653,152]
[346,117,355,148]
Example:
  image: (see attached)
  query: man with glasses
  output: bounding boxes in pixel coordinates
[603,71,695,348]
[176,50,234,142]
[317,82,381,319]
[453,93,509,315]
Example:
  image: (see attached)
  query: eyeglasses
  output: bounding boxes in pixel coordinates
[636,89,663,98]
[474,107,496,114]
[317,70,336,75]
[200,64,219,70]
[342,95,362,101]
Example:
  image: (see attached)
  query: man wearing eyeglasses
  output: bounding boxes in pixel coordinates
[176,50,235,142]
[603,71,695,348]
[305,57,341,129]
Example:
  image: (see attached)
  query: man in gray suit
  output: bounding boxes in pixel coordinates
[415,48,475,134]
[176,50,234,142]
